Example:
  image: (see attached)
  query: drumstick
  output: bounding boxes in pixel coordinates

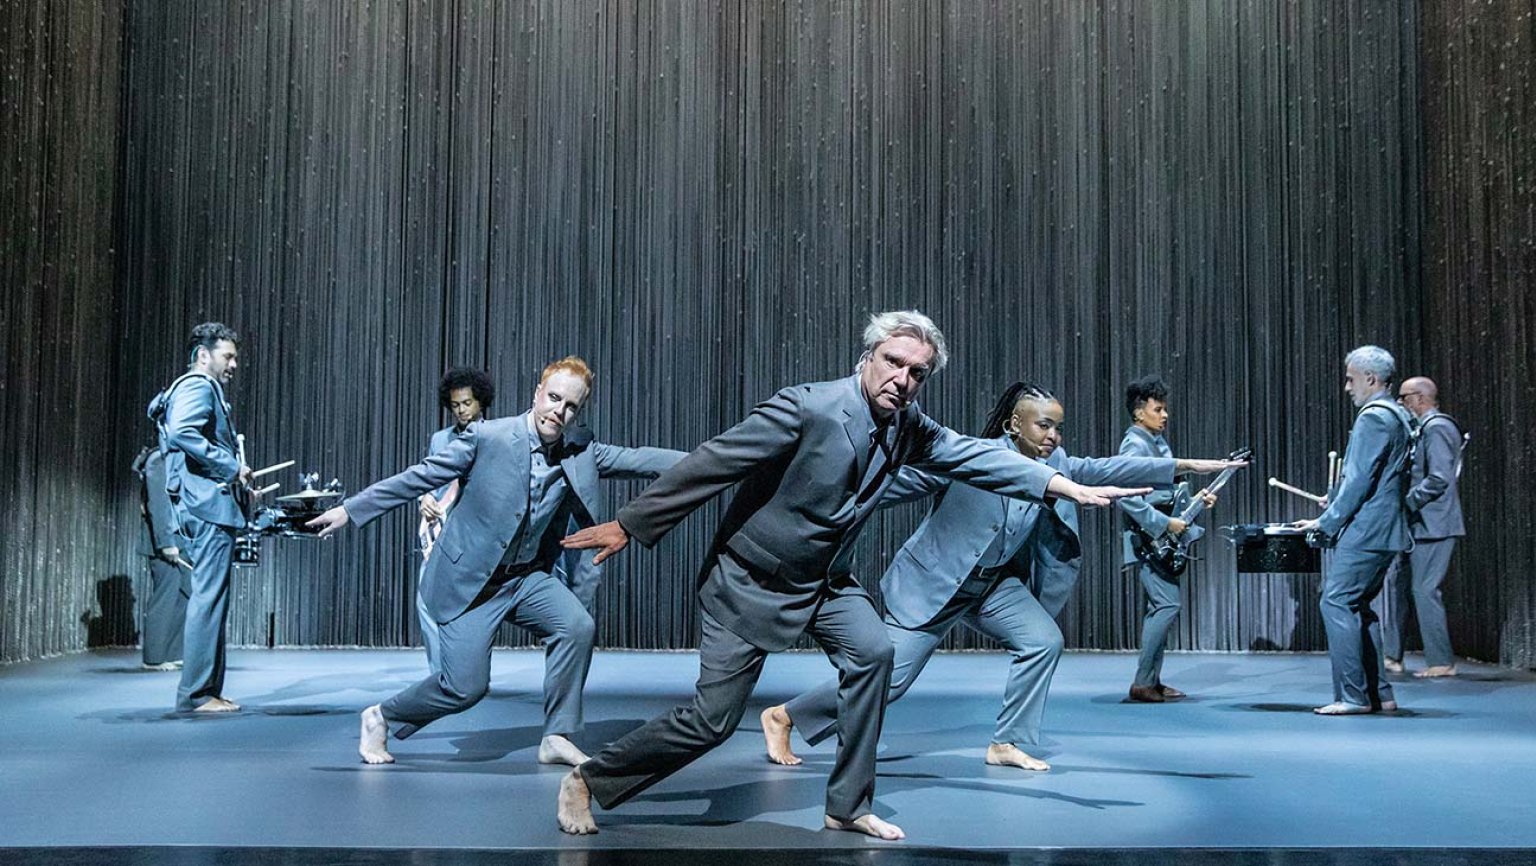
[251,459,296,479]
[1326,450,1338,489]
[253,482,281,497]
[1268,477,1326,505]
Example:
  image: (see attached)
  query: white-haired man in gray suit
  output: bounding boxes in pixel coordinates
[1294,345,1415,715]
[556,311,1153,839]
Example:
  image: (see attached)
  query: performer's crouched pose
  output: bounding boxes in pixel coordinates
[1294,345,1415,715]
[763,382,1241,773]
[557,312,1155,839]
[309,357,685,765]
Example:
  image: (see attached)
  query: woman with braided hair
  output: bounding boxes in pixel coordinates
[762,381,1243,770]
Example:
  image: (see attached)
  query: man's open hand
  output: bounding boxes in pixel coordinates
[307,505,351,538]
[563,521,630,565]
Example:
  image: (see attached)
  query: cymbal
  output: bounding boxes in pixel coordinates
[275,488,342,503]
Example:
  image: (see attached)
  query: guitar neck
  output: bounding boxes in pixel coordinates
[1176,464,1241,524]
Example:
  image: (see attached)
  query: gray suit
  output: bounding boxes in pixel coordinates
[1384,410,1465,667]
[132,446,190,666]
[416,423,606,674]
[1116,426,1194,688]
[345,413,683,737]
[1316,393,1414,706]
[783,441,1173,749]
[147,372,245,710]
[577,376,1062,823]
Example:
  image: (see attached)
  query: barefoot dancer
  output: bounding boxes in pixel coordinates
[557,313,1153,839]
[309,357,684,766]
[764,382,1241,772]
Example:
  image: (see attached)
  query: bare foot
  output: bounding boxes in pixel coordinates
[1379,700,1399,712]
[985,742,1051,771]
[557,770,598,834]
[1313,701,1373,715]
[825,813,905,840]
[193,696,240,713]
[1414,665,1457,678]
[538,734,590,766]
[359,704,395,764]
[1384,657,1405,673]
[762,705,802,766]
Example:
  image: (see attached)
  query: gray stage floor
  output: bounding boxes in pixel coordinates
[1,647,1533,851]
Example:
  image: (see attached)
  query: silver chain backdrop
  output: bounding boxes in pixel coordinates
[4,1,1532,667]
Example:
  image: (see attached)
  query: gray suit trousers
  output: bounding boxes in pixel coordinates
[142,555,189,666]
[579,555,895,822]
[1383,538,1457,668]
[1321,547,1396,707]
[415,578,442,675]
[786,572,1062,748]
[1132,563,1181,687]
[175,516,235,711]
[382,571,595,736]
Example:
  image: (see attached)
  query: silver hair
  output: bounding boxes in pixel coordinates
[857,310,949,373]
[1345,345,1395,384]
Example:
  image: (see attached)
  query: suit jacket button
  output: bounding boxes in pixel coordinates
[500,540,508,548]
[991,525,999,531]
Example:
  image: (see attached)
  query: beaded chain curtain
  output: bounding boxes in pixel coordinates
[5,1,1531,667]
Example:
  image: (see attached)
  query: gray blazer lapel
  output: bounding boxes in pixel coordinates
[510,412,533,516]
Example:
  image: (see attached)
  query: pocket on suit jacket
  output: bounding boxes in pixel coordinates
[724,532,784,577]
[436,531,465,564]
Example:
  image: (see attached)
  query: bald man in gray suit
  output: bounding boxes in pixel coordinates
[1384,376,1466,678]
[555,312,1151,839]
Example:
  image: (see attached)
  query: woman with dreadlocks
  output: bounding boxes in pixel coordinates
[761,381,1241,771]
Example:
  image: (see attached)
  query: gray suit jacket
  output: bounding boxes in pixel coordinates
[1116,425,1192,566]
[346,412,685,622]
[132,446,180,556]
[147,372,246,529]
[876,440,1174,628]
[1317,394,1414,553]
[614,375,1063,651]
[1405,411,1465,540]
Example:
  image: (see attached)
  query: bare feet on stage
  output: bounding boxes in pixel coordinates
[538,734,590,766]
[985,742,1050,771]
[1312,702,1373,715]
[359,704,394,764]
[193,696,240,712]
[557,770,598,835]
[1384,657,1405,674]
[825,813,906,840]
[1415,665,1457,678]
[761,705,802,766]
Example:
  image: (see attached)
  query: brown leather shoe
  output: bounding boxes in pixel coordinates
[1156,684,1187,700]
[1128,684,1165,703]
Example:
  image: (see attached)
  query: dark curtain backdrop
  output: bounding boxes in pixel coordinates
[1419,0,1536,668]
[4,1,1529,666]
[0,1,125,663]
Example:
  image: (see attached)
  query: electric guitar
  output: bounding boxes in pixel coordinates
[1129,447,1252,579]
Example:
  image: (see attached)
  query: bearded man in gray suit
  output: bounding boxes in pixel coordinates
[1384,376,1466,678]
[762,381,1241,773]
[147,322,252,713]
[556,312,1152,839]
[309,357,686,767]
[1295,345,1415,715]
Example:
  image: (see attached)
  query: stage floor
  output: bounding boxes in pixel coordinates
[1,647,1533,861]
